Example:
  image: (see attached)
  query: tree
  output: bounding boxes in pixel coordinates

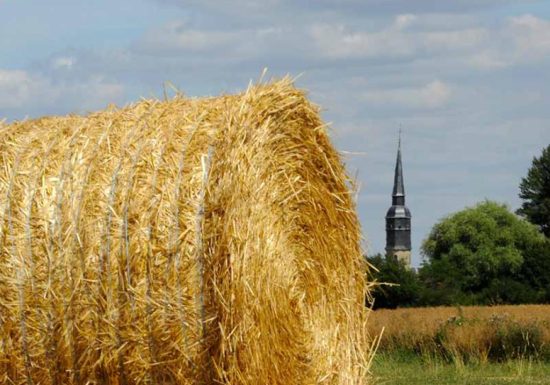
[420,201,549,305]
[517,144,550,237]
[366,254,421,309]
[517,236,550,302]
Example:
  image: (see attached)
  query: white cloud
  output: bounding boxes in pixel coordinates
[0,69,44,109]
[467,52,509,69]
[129,12,550,75]
[155,0,282,11]
[132,20,297,64]
[507,14,550,61]
[420,28,487,51]
[0,68,124,116]
[307,13,550,71]
[308,14,488,60]
[132,13,490,64]
[152,0,521,15]
[393,14,417,30]
[309,22,412,59]
[51,56,76,70]
[362,80,452,109]
[137,21,242,53]
[465,14,550,68]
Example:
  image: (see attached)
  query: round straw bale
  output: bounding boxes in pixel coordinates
[0,78,373,385]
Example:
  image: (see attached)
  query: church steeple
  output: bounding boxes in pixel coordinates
[392,131,405,206]
[385,130,412,267]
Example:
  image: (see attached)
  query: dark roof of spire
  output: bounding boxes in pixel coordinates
[392,133,405,197]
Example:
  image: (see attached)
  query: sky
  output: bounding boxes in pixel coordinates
[1,0,550,266]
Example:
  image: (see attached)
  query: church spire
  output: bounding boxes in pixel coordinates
[385,128,412,267]
[392,129,405,206]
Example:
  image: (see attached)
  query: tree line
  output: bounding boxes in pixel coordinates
[368,144,550,308]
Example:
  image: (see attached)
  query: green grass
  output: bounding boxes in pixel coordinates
[372,353,550,385]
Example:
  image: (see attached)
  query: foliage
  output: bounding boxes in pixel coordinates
[517,144,550,237]
[419,201,550,305]
[367,254,421,309]
[517,238,550,302]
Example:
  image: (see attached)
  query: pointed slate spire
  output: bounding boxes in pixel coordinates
[386,128,411,266]
[392,129,405,205]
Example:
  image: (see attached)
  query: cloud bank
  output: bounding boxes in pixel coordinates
[1,0,549,264]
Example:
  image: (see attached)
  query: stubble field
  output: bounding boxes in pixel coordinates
[368,305,550,384]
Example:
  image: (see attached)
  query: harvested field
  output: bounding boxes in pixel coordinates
[369,305,550,362]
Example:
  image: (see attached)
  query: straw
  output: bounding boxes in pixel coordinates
[0,78,373,384]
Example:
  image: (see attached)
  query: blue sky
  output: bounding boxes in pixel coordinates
[1,0,550,266]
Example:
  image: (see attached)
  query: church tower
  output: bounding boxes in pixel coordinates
[385,132,412,267]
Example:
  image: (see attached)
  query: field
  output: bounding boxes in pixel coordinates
[368,305,550,384]
[373,353,550,385]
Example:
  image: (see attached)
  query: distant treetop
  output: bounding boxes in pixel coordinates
[518,144,550,237]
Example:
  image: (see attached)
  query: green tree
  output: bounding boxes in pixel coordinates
[517,144,550,237]
[517,237,550,302]
[366,254,421,309]
[420,201,549,305]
